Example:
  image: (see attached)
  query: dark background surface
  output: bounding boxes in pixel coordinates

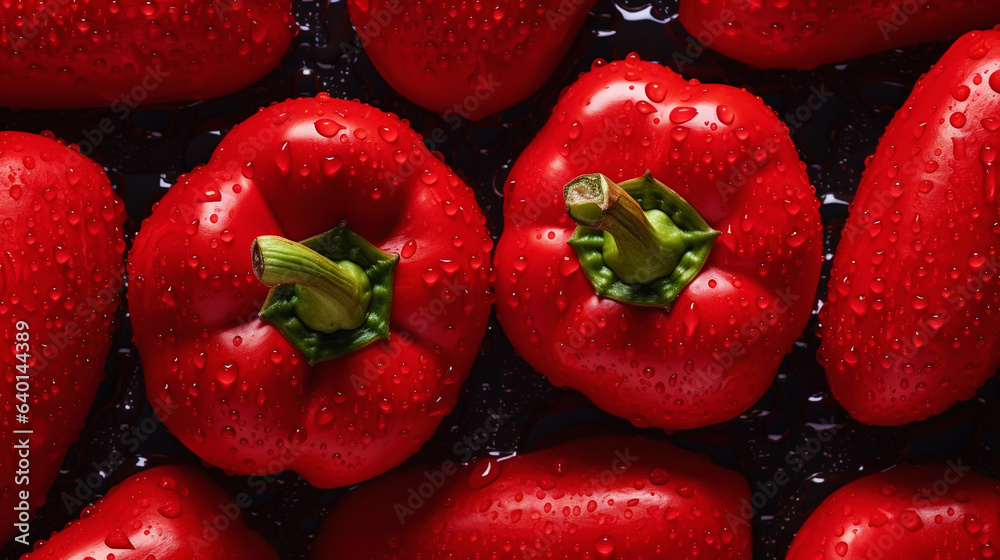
[1,0,999,558]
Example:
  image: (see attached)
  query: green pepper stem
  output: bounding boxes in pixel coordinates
[564,173,717,284]
[252,235,372,333]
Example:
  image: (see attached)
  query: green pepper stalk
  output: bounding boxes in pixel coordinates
[251,235,373,333]
[564,172,720,309]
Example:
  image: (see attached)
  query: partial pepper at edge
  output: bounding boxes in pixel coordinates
[0,131,126,545]
[678,0,1000,70]
[20,465,279,560]
[818,28,1000,425]
[346,0,599,119]
[0,0,294,109]
[314,436,753,558]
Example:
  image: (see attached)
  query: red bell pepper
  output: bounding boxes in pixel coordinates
[678,0,1000,70]
[0,0,294,109]
[0,131,125,545]
[494,53,823,430]
[787,463,999,559]
[19,465,278,559]
[819,28,1000,425]
[346,0,597,120]
[314,436,753,559]
[127,94,494,488]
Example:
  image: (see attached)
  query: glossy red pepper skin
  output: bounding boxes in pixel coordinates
[313,436,753,559]
[346,0,597,120]
[678,0,1000,70]
[0,131,125,544]
[19,465,279,559]
[0,0,294,109]
[494,54,823,430]
[787,464,1000,559]
[818,29,1000,426]
[127,95,493,489]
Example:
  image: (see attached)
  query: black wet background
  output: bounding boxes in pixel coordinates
[1,0,999,558]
